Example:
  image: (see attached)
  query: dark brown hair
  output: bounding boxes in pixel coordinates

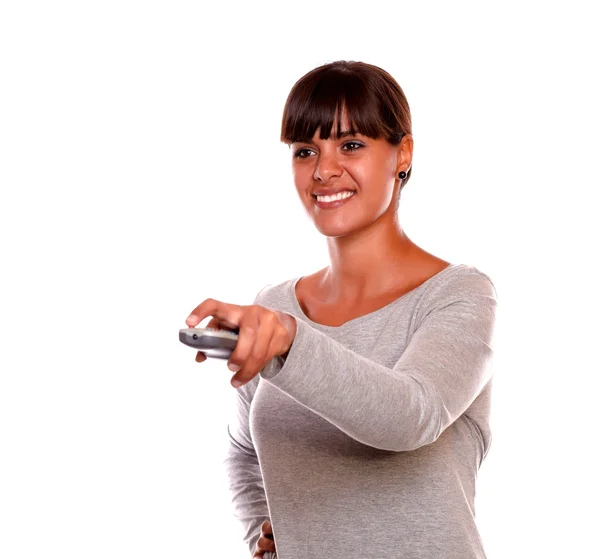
[280,60,413,191]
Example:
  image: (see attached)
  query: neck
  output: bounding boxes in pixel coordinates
[322,218,420,301]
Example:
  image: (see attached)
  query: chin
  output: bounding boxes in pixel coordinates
[312,219,361,238]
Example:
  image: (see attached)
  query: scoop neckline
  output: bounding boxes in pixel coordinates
[289,263,461,330]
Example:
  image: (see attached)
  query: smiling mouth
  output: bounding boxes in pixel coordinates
[311,191,357,210]
[311,191,356,200]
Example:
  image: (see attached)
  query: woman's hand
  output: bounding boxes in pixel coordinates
[252,519,277,558]
[185,299,297,388]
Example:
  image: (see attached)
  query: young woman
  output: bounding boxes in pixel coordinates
[186,60,498,559]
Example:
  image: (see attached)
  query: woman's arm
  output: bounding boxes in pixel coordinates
[223,284,276,556]
[223,374,271,556]
[259,271,498,452]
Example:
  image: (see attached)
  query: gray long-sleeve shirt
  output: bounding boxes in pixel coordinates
[223,263,498,558]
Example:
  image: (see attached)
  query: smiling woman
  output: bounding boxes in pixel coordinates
[218,60,499,559]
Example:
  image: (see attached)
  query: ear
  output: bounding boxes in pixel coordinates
[395,134,414,175]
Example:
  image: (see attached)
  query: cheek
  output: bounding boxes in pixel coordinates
[349,159,387,189]
[291,162,300,179]
[292,163,312,187]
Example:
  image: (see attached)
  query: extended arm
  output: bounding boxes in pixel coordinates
[259,272,497,452]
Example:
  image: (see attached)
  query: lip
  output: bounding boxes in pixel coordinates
[312,191,356,210]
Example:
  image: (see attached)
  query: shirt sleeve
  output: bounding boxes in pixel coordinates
[222,376,270,557]
[222,284,274,557]
[259,271,498,452]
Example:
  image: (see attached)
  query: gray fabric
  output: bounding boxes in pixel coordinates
[223,263,498,558]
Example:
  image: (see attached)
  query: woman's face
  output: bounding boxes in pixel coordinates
[290,112,411,237]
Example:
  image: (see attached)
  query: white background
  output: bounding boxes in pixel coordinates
[1,1,598,557]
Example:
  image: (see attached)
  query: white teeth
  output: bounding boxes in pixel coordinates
[316,191,355,203]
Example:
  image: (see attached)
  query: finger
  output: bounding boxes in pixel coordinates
[205,317,222,329]
[257,534,276,553]
[185,299,242,329]
[195,351,206,363]
[227,307,260,380]
[261,519,273,537]
[205,318,238,334]
[202,317,238,333]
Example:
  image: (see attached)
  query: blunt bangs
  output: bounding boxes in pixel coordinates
[280,63,406,146]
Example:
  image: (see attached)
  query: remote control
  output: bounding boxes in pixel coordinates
[179,327,239,359]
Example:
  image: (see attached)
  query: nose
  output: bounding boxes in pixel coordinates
[313,150,343,183]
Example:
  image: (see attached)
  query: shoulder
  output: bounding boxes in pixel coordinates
[415,264,498,324]
[253,266,329,307]
[252,283,274,305]
[426,263,497,300]
[407,265,499,350]
[251,278,295,308]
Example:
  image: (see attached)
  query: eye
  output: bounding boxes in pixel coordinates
[342,141,364,152]
[293,148,314,159]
